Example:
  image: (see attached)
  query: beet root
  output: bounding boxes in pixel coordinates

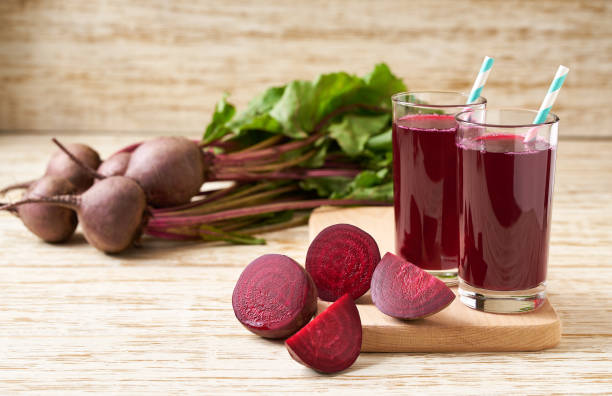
[0,176,147,254]
[306,224,381,302]
[286,294,362,374]
[371,253,455,319]
[45,143,101,192]
[78,176,148,253]
[97,152,131,178]
[125,136,205,207]
[232,254,318,339]
[18,176,78,243]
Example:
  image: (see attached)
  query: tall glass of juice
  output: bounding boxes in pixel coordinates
[455,108,559,313]
[392,92,486,284]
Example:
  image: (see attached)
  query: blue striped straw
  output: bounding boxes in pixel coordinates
[467,56,495,104]
[532,65,569,124]
[524,65,569,142]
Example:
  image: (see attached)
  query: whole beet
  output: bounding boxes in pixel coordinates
[97,152,131,178]
[1,176,147,254]
[78,176,148,253]
[0,142,101,195]
[45,143,101,192]
[18,176,78,243]
[124,137,205,207]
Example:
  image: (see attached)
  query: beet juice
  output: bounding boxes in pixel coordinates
[457,134,556,291]
[392,114,460,272]
[391,92,486,283]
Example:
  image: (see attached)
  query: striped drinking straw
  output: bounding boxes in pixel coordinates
[524,65,570,142]
[467,56,495,104]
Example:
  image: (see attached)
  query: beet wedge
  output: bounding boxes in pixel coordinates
[285,294,362,374]
[232,254,318,339]
[371,252,455,319]
[306,223,381,302]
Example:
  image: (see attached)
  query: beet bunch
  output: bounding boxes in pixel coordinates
[1,64,404,253]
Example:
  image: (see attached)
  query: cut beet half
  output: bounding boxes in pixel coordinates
[371,252,455,319]
[306,223,381,302]
[285,294,362,374]
[232,254,318,339]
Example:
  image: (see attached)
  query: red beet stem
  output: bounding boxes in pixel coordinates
[144,229,199,241]
[51,138,106,180]
[147,199,390,228]
[155,185,298,220]
[230,134,284,153]
[152,182,286,216]
[216,133,323,164]
[211,168,361,182]
[0,180,36,195]
[151,183,241,214]
[217,149,317,173]
[0,195,80,212]
[0,201,13,213]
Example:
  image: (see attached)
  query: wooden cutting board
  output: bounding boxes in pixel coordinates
[309,206,561,352]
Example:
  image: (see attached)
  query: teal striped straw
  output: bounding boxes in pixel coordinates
[524,65,569,142]
[532,65,570,124]
[467,56,495,104]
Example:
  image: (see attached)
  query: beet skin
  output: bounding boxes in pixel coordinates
[18,176,78,243]
[371,252,455,319]
[125,137,205,207]
[45,143,101,192]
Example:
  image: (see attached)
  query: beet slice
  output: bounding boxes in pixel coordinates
[232,254,317,339]
[371,252,455,319]
[286,294,362,373]
[306,223,381,302]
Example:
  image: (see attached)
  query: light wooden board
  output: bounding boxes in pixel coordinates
[0,133,611,393]
[309,206,561,352]
[0,0,610,137]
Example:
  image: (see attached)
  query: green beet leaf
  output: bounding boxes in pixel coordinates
[228,86,285,134]
[328,114,390,157]
[201,63,406,202]
[203,94,236,144]
[366,128,392,152]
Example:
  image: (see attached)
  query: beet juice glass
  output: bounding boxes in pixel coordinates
[455,108,559,313]
[391,92,486,284]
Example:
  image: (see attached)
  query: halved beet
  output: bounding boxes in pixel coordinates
[306,223,380,302]
[286,294,362,374]
[371,252,455,319]
[232,254,317,339]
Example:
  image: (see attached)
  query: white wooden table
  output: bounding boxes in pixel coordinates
[0,132,610,394]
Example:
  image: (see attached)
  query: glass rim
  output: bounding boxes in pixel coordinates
[391,90,487,108]
[455,108,560,128]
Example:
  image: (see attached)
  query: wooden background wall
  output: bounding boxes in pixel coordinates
[0,0,610,137]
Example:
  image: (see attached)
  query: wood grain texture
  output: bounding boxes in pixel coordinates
[309,206,561,353]
[0,132,610,393]
[0,0,610,136]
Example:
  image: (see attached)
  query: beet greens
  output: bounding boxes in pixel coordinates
[140,63,404,244]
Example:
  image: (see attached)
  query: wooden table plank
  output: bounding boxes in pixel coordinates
[0,133,611,393]
[0,0,610,136]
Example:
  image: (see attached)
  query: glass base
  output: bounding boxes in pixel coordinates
[426,269,457,286]
[458,278,546,314]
